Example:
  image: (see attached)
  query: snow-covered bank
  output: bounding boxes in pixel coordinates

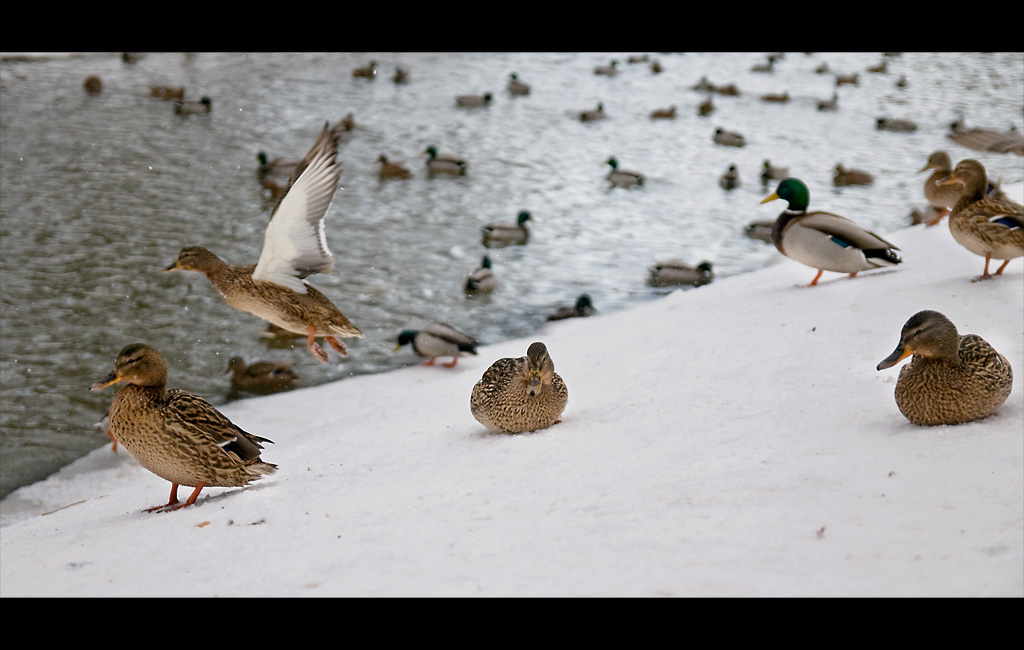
[2,189,1022,597]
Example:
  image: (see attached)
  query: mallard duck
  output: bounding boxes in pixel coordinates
[834,72,859,86]
[719,164,741,190]
[761,160,788,184]
[876,117,917,132]
[546,294,596,321]
[760,90,789,103]
[606,157,644,188]
[90,343,277,512]
[751,55,776,73]
[352,60,376,78]
[594,60,618,76]
[895,75,908,88]
[507,73,530,96]
[876,310,1013,426]
[173,96,212,115]
[627,54,650,63]
[650,105,676,119]
[833,164,873,186]
[377,154,412,180]
[226,357,301,395]
[697,97,715,117]
[392,66,410,84]
[815,62,831,74]
[948,120,1024,155]
[456,92,493,107]
[256,151,300,179]
[464,255,497,294]
[918,151,1006,225]
[744,219,775,243]
[83,75,103,94]
[939,158,1024,281]
[713,128,746,148]
[579,103,607,122]
[260,178,288,203]
[423,145,468,175]
[470,341,568,434]
[760,178,902,286]
[482,210,531,247]
[816,93,838,111]
[333,112,356,133]
[394,323,478,368]
[692,77,716,92]
[165,122,364,363]
[650,60,663,74]
[648,260,714,287]
[149,85,184,100]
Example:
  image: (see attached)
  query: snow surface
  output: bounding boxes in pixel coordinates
[2,185,1022,597]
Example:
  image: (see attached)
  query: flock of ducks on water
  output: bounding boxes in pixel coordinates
[80,53,1020,513]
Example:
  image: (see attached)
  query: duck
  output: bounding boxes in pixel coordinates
[578,102,607,122]
[751,55,776,73]
[760,177,902,286]
[761,160,789,184]
[715,83,740,96]
[226,357,301,395]
[876,117,917,132]
[83,76,103,94]
[394,323,478,368]
[546,294,596,321]
[627,54,650,64]
[938,158,1024,281]
[165,122,364,363]
[760,90,789,103]
[876,310,1013,426]
[867,60,888,74]
[470,341,568,434]
[456,92,493,108]
[918,150,1005,225]
[650,60,663,74]
[650,105,676,119]
[895,75,908,88]
[377,154,413,180]
[594,60,618,76]
[719,164,741,190]
[606,157,645,188]
[256,151,301,179]
[815,62,830,74]
[697,97,715,117]
[648,260,714,287]
[816,93,838,111]
[482,210,531,247]
[713,128,746,147]
[423,145,468,175]
[692,77,716,92]
[392,66,410,84]
[464,255,497,293]
[90,343,277,512]
[173,96,212,115]
[834,72,859,86]
[333,112,356,134]
[507,73,530,96]
[149,85,184,100]
[833,164,874,186]
[744,219,775,243]
[352,60,376,78]
[948,120,1024,156]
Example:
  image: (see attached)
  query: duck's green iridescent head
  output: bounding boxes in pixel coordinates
[395,330,418,350]
[517,211,531,225]
[761,178,810,211]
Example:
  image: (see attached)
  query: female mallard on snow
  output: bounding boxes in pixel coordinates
[915,151,1005,225]
[507,73,530,95]
[760,90,789,103]
[719,164,740,190]
[149,85,184,100]
[456,92,493,107]
[394,323,479,368]
[482,210,531,247]
[760,178,902,286]
[90,343,277,512]
[648,260,714,287]
[876,310,1013,426]
[578,103,607,122]
[713,128,746,147]
[377,154,413,179]
[464,255,498,294]
[470,341,568,434]
[834,72,859,86]
[606,157,644,188]
[650,105,676,119]
[423,145,468,175]
[226,357,301,395]
[546,294,596,321]
[833,164,873,186]
[939,158,1024,281]
[165,122,363,363]
[174,96,212,115]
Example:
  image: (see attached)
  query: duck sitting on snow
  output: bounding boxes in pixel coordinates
[470,341,568,434]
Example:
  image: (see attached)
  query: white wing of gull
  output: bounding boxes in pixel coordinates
[252,123,341,295]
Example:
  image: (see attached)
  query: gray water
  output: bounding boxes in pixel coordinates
[2,52,1022,500]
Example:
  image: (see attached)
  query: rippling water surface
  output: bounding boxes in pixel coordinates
[2,52,1022,499]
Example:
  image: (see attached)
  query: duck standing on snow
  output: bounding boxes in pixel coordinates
[394,323,479,368]
[470,342,568,434]
[90,343,277,512]
[877,310,1013,426]
[760,178,902,286]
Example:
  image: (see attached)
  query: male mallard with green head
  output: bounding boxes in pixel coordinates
[482,210,531,247]
[470,342,568,434]
[423,145,468,175]
[464,255,498,293]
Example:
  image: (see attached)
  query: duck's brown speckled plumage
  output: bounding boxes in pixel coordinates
[470,342,568,434]
[166,123,362,362]
[877,311,1013,426]
[91,343,277,512]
